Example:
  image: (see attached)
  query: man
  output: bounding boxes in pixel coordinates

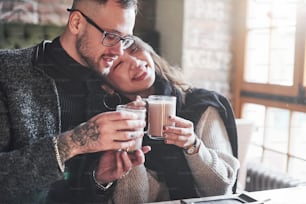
[0,0,149,203]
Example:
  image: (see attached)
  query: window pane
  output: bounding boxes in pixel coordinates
[247,0,271,28]
[269,27,295,85]
[263,150,287,172]
[290,112,306,159]
[241,103,265,145]
[265,107,290,153]
[288,157,306,180]
[247,144,263,162]
[245,0,297,85]
[270,0,297,27]
[247,0,297,28]
[245,29,269,83]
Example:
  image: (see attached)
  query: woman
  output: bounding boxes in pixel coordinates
[102,36,240,203]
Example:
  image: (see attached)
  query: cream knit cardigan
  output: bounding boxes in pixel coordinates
[112,107,240,204]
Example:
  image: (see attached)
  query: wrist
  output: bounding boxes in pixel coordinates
[56,131,77,161]
[184,137,201,155]
[52,137,65,172]
[92,170,114,191]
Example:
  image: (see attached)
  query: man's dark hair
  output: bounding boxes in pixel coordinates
[72,0,138,12]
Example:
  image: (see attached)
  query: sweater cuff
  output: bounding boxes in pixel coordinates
[52,137,65,173]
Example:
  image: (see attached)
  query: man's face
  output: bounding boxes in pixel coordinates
[75,1,136,75]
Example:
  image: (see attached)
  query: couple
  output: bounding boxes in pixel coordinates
[0,0,239,203]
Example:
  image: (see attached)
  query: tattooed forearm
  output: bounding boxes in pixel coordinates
[71,121,100,146]
[56,121,100,162]
[57,134,72,162]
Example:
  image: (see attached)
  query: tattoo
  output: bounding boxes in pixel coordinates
[56,122,100,162]
[57,134,71,162]
[71,121,100,146]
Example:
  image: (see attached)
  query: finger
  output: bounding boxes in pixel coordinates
[127,101,146,107]
[129,149,145,165]
[115,139,136,151]
[168,116,193,128]
[136,95,142,101]
[114,130,144,142]
[163,126,193,137]
[120,151,133,170]
[95,111,139,121]
[164,133,194,148]
[164,134,188,143]
[141,145,151,154]
[115,150,124,170]
[127,145,151,163]
[112,118,146,132]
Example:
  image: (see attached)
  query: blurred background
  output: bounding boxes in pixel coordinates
[1,0,305,192]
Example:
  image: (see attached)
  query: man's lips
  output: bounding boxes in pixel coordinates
[102,55,117,66]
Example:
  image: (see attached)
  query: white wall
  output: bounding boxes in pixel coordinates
[155,0,184,67]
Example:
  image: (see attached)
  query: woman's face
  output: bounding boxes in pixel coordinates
[105,42,156,97]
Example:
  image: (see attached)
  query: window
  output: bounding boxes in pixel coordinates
[234,0,306,180]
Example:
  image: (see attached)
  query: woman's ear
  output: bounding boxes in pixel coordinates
[101,84,116,95]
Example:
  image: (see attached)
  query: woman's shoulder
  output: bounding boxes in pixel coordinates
[185,88,229,108]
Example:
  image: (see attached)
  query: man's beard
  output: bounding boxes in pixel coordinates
[76,32,104,75]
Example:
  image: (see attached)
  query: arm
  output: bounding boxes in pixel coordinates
[0,91,145,203]
[0,90,63,203]
[186,107,240,196]
[163,106,239,196]
[92,146,162,204]
[112,164,163,204]
[56,111,146,163]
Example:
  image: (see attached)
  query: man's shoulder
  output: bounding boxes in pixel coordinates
[0,41,49,70]
[0,45,37,64]
[0,43,43,82]
[0,45,36,55]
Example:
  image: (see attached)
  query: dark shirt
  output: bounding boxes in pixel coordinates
[42,38,112,203]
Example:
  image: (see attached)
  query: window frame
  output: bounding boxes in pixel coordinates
[233,0,306,118]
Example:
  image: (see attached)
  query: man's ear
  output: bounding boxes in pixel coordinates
[67,12,83,35]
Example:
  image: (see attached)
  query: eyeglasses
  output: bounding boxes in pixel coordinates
[67,8,135,49]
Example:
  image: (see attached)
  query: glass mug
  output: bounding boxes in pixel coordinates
[144,95,176,140]
[116,104,146,152]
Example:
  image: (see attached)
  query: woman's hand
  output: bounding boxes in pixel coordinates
[163,116,196,148]
[126,95,146,107]
[94,146,151,184]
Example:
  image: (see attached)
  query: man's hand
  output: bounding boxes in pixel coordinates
[57,111,146,162]
[94,146,151,184]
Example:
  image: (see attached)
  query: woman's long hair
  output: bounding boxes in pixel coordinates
[131,36,192,94]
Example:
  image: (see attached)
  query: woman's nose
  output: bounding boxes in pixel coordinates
[128,56,145,69]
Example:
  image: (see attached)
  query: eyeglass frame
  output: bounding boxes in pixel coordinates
[67,8,135,49]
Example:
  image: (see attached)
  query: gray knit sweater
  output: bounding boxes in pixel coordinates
[0,44,63,203]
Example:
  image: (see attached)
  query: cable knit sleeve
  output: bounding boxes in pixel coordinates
[112,165,163,204]
[185,106,240,196]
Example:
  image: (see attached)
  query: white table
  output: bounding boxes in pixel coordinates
[146,186,306,204]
